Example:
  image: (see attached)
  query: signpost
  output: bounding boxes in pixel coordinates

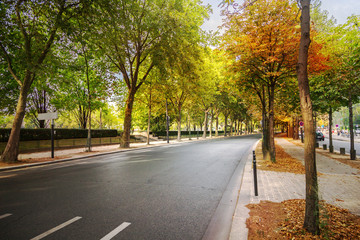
[38,112,58,158]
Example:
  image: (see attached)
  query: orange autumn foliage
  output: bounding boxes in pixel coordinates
[222,0,330,80]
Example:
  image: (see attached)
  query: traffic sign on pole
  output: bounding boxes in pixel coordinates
[38,112,58,158]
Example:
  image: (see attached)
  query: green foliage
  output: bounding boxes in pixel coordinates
[0,128,117,142]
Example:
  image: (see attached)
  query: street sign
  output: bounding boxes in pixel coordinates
[299,121,304,127]
[37,112,58,159]
[336,124,339,128]
[38,112,58,120]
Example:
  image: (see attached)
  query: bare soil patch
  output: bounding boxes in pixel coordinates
[247,199,360,239]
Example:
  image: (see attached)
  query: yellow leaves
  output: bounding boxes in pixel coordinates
[221,0,301,81]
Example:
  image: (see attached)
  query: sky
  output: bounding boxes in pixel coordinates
[201,0,360,33]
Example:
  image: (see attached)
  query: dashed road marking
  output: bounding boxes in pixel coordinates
[30,216,82,240]
[0,213,12,220]
[100,222,131,240]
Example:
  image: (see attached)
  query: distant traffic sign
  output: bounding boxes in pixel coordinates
[336,124,339,128]
[299,121,304,127]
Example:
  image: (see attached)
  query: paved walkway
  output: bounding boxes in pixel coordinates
[229,137,360,240]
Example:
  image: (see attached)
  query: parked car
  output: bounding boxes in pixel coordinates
[316,132,325,141]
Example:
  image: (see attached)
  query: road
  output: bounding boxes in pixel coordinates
[322,135,360,156]
[0,135,260,240]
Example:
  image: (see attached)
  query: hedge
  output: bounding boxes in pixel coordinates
[152,130,225,137]
[0,128,119,142]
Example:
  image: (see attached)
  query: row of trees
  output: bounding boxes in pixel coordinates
[222,0,360,162]
[0,0,257,163]
[221,0,359,235]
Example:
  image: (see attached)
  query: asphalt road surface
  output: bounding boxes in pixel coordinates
[0,135,260,240]
[322,135,360,156]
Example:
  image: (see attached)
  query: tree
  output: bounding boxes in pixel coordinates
[51,37,110,132]
[92,0,208,147]
[223,0,300,162]
[335,15,360,160]
[297,0,319,234]
[0,0,83,163]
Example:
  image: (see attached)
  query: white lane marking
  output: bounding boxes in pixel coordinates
[30,216,82,240]
[100,222,131,240]
[0,213,12,220]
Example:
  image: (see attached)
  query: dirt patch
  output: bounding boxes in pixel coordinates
[256,141,305,174]
[247,199,360,239]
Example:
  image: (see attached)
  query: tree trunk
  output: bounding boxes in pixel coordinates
[1,74,32,163]
[87,107,92,152]
[121,89,136,148]
[224,114,228,137]
[240,121,243,135]
[147,87,152,145]
[209,109,213,138]
[262,99,270,160]
[85,49,91,152]
[202,110,208,138]
[288,117,293,138]
[215,114,219,137]
[329,107,333,153]
[230,119,234,136]
[1,91,28,162]
[188,113,191,140]
[349,92,356,160]
[268,84,276,163]
[177,104,182,141]
[294,116,300,140]
[100,107,103,129]
[297,0,319,234]
[236,120,239,135]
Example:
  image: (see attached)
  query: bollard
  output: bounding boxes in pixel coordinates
[253,150,258,196]
[340,148,345,155]
[350,150,356,160]
[323,144,327,150]
[315,142,319,148]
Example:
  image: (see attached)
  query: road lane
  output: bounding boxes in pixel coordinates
[322,136,360,156]
[0,135,260,240]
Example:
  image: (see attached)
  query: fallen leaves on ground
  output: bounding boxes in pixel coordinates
[256,141,305,174]
[247,199,360,239]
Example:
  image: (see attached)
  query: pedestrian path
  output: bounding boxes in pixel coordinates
[229,137,360,240]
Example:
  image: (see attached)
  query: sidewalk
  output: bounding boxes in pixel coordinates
[229,137,360,240]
